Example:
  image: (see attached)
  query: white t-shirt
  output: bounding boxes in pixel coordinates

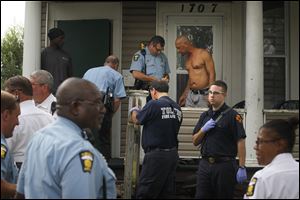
[7,100,54,163]
[244,153,299,199]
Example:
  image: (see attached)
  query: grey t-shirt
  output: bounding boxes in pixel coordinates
[41,47,72,93]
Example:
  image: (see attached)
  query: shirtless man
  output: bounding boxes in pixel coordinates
[175,35,216,107]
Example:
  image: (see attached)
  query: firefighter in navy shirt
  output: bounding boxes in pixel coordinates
[192,80,247,199]
[130,80,182,198]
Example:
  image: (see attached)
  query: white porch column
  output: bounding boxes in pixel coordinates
[22,1,41,77]
[245,1,264,165]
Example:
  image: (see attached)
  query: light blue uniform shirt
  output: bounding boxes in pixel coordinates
[17,116,117,199]
[1,134,18,183]
[83,66,126,99]
[130,47,170,80]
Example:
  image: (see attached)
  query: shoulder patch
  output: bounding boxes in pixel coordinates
[133,54,140,61]
[79,151,94,173]
[246,177,257,197]
[235,114,243,123]
[1,144,7,159]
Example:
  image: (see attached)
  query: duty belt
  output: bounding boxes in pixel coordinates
[191,88,209,95]
[145,146,177,153]
[202,156,235,164]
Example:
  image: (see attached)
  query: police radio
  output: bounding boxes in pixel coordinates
[133,41,149,90]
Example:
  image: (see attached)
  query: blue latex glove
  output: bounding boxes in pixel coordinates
[201,119,216,133]
[236,167,247,184]
[129,106,140,114]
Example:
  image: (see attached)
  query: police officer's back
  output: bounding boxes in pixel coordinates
[16,78,117,199]
[83,55,126,160]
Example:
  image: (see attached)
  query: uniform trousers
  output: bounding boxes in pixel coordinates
[136,149,178,199]
[195,158,237,199]
[95,111,113,161]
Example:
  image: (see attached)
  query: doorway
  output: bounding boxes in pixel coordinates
[166,16,223,102]
[57,19,111,77]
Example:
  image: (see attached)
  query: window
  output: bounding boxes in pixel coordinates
[263,1,288,108]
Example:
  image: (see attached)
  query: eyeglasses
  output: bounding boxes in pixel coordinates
[255,138,280,146]
[208,90,224,95]
[154,45,164,53]
[77,99,103,109]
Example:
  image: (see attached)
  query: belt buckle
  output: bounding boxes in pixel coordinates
[208,157,215,164]
[200,88,209,95]
[191,90,198,94]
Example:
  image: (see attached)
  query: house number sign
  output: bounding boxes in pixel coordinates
[181,3,218,13]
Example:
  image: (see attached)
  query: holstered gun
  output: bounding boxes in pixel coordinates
[103,87,114,113]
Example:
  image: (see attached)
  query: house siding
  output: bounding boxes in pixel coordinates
[120,1,156,157]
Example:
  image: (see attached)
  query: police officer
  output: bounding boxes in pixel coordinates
[16,78,117,199]
[244,117,299,199]
[192,80,247,199]
[130,80,183,198]
[130,35,170,101]
[83,55,126,160]
[1,91,20,199]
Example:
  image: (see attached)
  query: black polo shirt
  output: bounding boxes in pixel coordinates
[193,103,246,157]
[137,96,182,151]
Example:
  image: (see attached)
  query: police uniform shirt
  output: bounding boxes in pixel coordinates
[244,153,299,199]
[129,47,170,80]
[193,103,246,157]
[1,134,18,184]
[16,116,117,199]
[83,66,126,99]
[136,96,182,150]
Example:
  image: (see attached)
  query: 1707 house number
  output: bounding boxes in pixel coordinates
[181,3,218,13]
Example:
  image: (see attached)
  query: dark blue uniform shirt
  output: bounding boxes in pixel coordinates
[137,96,182,151]
[193,103,246,157]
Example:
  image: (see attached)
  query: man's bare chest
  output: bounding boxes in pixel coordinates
[186,58,206,70]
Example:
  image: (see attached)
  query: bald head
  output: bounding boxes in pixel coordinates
[55,77,105,130]
[56,77,100,106]
[175,35,193,55]
[175,35,192,45]
[104,55,119,70]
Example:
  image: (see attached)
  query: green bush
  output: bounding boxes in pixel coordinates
[1,25,24,88]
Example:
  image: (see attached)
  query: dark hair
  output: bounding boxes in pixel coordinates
[1,90,19,112]
[210,80,228,93]
[261,117,299,152]
[48,28,64,40]
[149,35,165,47]
[149,80,169,93]
[4,75,33,96]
